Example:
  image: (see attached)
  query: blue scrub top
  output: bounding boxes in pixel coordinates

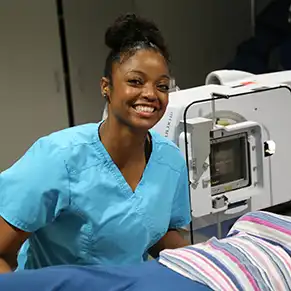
[0,122,191,269]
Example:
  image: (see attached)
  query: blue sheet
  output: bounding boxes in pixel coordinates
[0,260,211,291]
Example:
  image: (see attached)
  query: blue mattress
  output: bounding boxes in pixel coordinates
[0,260,211,291]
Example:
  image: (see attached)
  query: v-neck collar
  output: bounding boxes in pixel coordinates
[95,122,155,195]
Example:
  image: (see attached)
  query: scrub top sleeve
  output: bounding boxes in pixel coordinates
[169,162,191,229]
[0,137,70,232]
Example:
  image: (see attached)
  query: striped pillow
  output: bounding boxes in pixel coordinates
[159,211,291,291]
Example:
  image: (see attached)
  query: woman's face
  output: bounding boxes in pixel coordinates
[102,49,170,132]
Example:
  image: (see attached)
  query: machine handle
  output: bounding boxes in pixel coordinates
[225,204,248,215]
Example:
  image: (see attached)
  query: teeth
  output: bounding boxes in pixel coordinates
[134,105,154,113]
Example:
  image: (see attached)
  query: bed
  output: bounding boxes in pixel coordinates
[0,260,211,291]
[0,210,291,291]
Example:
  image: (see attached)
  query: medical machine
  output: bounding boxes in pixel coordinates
[153,73,291,237]
[205,69,291,87]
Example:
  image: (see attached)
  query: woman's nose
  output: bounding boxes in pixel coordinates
[141,85,157,100]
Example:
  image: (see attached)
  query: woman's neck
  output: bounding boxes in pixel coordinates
[99,118,148,168]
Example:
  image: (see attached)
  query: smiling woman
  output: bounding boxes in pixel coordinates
[0,13,191,273]
[100,13,171,132]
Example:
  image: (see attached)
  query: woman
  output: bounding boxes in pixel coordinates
[0,13,191,272]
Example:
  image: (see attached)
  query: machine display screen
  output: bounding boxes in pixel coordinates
[209,133,250,193]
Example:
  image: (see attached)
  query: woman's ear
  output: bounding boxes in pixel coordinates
[100,77,111,102]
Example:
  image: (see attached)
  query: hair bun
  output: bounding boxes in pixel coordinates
[105,13,161,52]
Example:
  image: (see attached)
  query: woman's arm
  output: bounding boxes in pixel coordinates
[149,158,192,258]
[0,258,12,273]
[0,217,30,273]
[0,137,70,273]
[148,229,190,258]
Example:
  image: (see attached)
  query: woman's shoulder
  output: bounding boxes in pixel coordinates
[150,130,186,173]
[44,123,100,150]
[28,123,101,172]
[39,123,103,170]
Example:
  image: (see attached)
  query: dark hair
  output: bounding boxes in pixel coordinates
[104,13,170,83]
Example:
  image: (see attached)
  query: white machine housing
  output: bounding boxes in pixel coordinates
[153,81,291,219]
[205,69,291,87]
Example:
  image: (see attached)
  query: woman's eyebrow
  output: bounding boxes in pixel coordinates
[127,70,170,80]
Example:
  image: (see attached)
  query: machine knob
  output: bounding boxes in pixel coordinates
[264,140,276,157]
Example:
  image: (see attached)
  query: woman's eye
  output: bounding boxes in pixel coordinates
[158,84,169,92]
[128,79,142,85]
